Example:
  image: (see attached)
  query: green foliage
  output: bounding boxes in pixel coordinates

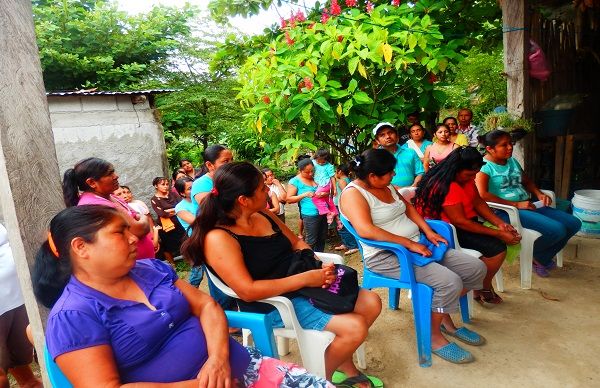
[34,0,196,90]
[236,2,465,158]
[441,46,506,124]
[482,112,533,134]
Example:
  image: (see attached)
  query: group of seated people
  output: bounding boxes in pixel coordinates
[29,110,581,386]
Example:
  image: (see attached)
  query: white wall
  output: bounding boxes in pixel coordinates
[48,94,168,208]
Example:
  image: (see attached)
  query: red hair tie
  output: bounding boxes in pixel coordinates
[210,187,219,196]
[47,231,59,259]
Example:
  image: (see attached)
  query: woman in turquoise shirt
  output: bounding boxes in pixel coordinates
[287,158,328,252]
[475,130,581,277]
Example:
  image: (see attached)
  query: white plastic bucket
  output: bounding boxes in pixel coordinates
[572,190,600,238]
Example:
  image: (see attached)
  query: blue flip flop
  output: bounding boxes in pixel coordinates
[441,326,486,346]
[432,342,474,364]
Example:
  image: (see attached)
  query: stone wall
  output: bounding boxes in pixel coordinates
[49,94,168,210]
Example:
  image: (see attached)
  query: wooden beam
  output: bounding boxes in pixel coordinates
[502,0,532,169]
[0,1,65,385]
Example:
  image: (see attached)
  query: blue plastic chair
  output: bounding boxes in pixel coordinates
[340,216,470,367]
[44,311,278,387]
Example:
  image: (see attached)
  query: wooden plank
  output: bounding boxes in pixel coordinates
[554,136,565,194]
[561,135,575,198]
[0,1,64,385]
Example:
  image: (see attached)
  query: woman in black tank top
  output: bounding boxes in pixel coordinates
[182,162,383,387]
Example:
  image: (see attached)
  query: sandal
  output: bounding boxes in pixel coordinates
[441,326,486,346]
[332,371,383,388]
[533,262,550,277]
[344,248,359,256]
[474,289,503,305]
[432,342,474,364]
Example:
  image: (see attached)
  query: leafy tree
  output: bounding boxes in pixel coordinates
[441,46,506,123]
[33,0,196,90]
[235,1,464,159]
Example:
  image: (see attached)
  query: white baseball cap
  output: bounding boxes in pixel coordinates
[372,122,395,136]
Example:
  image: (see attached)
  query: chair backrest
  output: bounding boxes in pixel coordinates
[398,186,417,202]
[44,345,73,388]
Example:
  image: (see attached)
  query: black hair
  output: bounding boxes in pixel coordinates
[336,163,351,176]
[442,116,458,124]
[314,148,331,161]
[297,158,313,171]
[415,147,485,219]
[458,108,473,115]
[152,176,169,187]
[434,123,450,135]
[349,149,396,180]
[174,177,193,196]
[198,144,228,176]
[179,158,191,167]
[296,154,311,164]
[32,205,121,308]
[172,168,186,181]
[181,162,263,266]
[478,129,511,148]
[120,185,130,191]
[62,157,113,207]
[409,123,425,132]
[408,111,420,118]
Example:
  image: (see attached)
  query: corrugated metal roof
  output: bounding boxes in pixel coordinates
[46,89,176,96]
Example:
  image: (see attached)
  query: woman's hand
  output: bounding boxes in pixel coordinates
[496,230,522,245]
[303,191,314,198]
[537,193,553,207]
[425,232,447,247]
[407,241,432,257]
[515,200,536,210]
[303,263,336,288]
[497,222,517,233]
[316,192,328,198]
[197,355,231,388]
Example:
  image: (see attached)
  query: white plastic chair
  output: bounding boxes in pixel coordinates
[206,252,366,378]
[486,190,559,290]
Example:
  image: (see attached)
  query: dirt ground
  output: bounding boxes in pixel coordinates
[281,205,600,388]
[15,205,600,387]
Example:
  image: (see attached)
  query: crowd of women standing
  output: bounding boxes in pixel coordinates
[29,114,581,387]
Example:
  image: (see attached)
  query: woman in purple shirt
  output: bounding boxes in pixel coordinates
[32,205,331,387]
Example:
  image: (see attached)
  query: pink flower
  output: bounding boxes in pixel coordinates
[289,12,297,27]
[321,10,330,23]
[285,31,295,46]
[345,0,357,6]
[304,77,314,91]
[366,1,374,13]
[330,0,342,16]
[280,17,286,29]
[295,10,306,22]
[392,0,401,6]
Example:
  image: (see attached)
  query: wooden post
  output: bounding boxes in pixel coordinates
[0,1,64,385]
[502,0,531,168]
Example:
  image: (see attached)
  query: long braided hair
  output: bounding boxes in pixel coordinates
[415,146,485,219]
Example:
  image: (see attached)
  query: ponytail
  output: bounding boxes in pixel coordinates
[62,168,81,207]
[62,158,113,207]
[33,242,72,308]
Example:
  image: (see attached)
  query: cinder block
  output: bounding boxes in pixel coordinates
[47,97,82,112]
[81,96,118,111]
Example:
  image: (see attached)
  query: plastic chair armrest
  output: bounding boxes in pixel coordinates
[487,202,523,231]
[225,311,278,358]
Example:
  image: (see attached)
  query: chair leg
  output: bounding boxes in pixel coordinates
[556,250,564,267]
[355,342,367,370]
[242,329,253,347]
[459,293,471,324]
[412,284,433,367]
[494,268,505,293]
[519,241,535,290]
[388,288,400,310]
[467,290,475,319]
[276,337,290,356]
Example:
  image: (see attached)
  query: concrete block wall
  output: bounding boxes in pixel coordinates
[48,94,168,210]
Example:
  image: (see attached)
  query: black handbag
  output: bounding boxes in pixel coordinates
[287,249,360,315]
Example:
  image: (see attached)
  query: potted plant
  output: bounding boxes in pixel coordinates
[482,112,534,141]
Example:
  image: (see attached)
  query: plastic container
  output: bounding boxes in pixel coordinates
[535,109,574,137]
[572,190,600,238]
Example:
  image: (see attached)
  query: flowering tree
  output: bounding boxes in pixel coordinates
[235,1,465,159]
